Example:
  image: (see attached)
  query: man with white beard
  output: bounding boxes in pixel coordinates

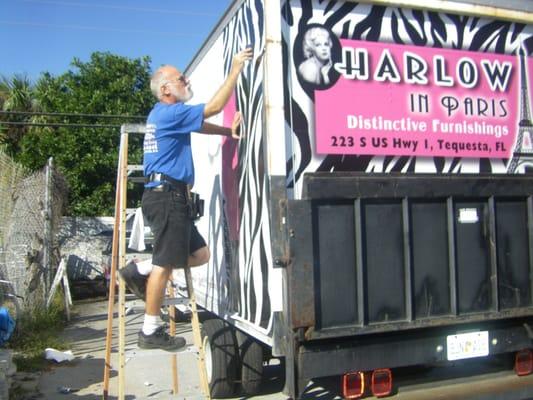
[123,48,252,351]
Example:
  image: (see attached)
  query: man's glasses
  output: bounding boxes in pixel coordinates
[164,75,188,87]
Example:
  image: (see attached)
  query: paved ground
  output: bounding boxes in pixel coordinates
[36,299,289,400]
[32,299,533,400]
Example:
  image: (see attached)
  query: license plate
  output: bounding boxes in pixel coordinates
[446,331,489,361]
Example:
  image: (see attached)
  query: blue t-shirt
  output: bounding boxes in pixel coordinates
[143,102,205,186]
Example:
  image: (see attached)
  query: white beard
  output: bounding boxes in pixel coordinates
[182,87,193,102]
[171,85,193,103]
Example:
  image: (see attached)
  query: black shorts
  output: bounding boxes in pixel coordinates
[142,189,206,268]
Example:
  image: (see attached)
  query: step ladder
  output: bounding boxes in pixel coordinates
[102,123,211,400]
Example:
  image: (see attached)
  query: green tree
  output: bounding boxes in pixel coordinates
[17,52,153,215]
[0,74,39,155]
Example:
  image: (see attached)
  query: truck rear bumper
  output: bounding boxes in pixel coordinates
[298,319,533,381]
[299,366,533,400]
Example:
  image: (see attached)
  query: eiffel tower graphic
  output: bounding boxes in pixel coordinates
[507,46,533,173]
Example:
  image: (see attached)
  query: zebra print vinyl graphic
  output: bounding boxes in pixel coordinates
[282,0,533,197]
[221,0,272,331]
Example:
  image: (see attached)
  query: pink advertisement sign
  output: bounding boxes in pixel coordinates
[315,39,532,158]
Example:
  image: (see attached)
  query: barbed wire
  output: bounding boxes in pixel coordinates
[0,20,208,37]
[0,111,147,128]
[0,111,146,119]
[1,121,123,129]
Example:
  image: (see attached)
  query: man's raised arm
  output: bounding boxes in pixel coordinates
[203,48,253,119]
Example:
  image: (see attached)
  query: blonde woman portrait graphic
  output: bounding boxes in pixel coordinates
[298,26,333,86]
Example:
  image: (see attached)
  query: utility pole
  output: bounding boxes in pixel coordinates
[43,157,53,296]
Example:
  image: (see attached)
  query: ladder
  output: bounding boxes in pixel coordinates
[102,123,211,400]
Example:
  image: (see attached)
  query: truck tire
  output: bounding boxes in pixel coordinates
[237,330,264,395]
[201,318,238,398]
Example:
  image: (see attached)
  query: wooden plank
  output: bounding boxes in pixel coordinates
[118,132,129,400]
[61,272,72,321]
[185,268,211,399]
[103,132,126,400]
[46,258,65,308]
[168,282,179,394]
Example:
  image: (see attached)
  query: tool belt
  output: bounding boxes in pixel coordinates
[145,172,204,220]
[190,192,204,220]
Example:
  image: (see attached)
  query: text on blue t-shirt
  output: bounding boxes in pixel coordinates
[143,102,205,186]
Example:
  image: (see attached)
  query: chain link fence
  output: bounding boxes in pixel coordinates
[0,150,68,314]
[0,151,27,248]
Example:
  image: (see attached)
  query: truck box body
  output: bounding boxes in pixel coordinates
[181,0,533,397]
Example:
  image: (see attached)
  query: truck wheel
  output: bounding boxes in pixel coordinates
[202,318,238,398]
[237,330,264,395]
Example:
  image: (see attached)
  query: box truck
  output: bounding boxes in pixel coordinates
[179,0,533,398]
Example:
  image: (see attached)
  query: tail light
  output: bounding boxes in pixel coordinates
[343,371,366,399]
[515,349,533,376]
[371,368,392,397]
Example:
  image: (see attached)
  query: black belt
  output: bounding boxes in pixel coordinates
[146,184,177,192]
[145,173,189,194]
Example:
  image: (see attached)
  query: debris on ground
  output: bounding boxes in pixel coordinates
[44,348,74,363]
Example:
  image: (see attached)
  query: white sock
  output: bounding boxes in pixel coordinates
[136,259,153,276]
[142,314,159,336]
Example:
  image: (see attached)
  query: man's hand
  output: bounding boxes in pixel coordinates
[204,47,253,119]
[231,111,244,139]
[231,47,253,75]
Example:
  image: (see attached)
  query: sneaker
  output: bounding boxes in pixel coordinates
[118,260,147,300]
[138,326,186,352]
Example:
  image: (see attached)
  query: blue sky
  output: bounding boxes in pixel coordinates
[0,0,233,82]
